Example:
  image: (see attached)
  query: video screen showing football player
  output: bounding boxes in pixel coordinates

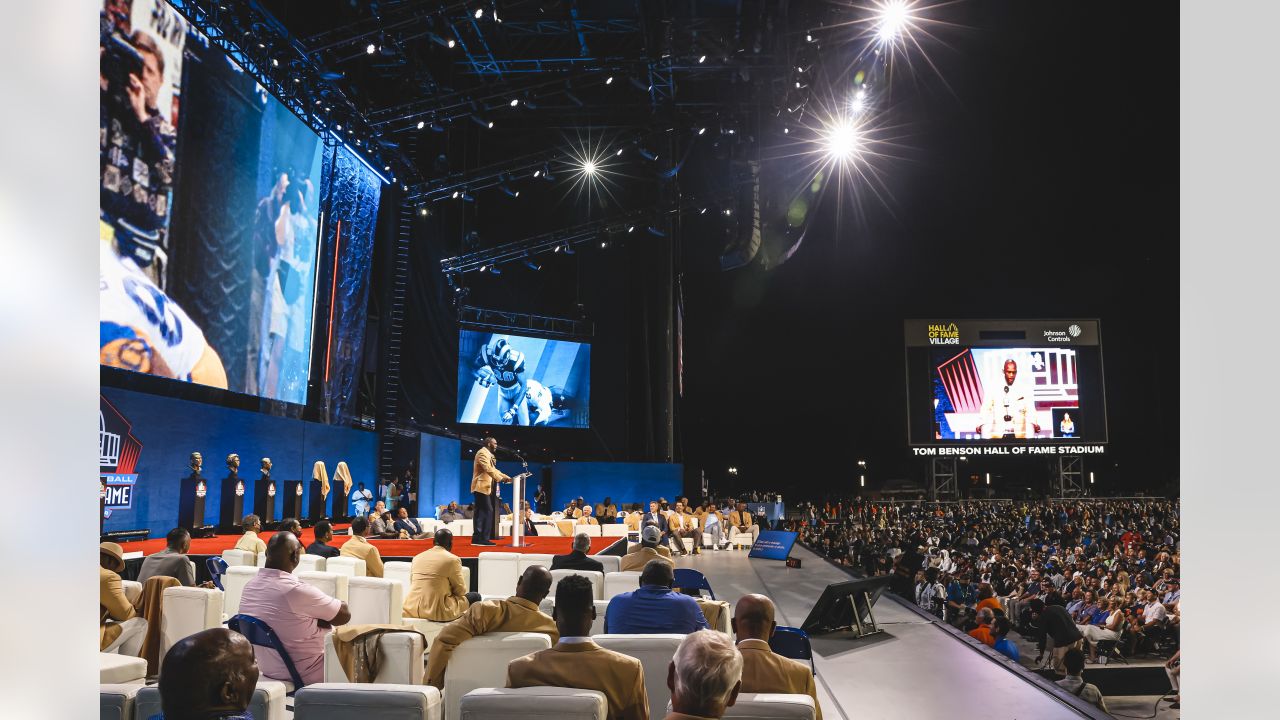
[475,337,528,425]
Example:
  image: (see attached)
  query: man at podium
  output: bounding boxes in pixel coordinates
[471,437,510,546]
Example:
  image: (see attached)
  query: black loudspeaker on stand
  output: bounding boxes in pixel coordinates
[800,575,892,639]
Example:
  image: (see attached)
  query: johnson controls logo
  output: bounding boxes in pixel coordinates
[1069,324,1082,338]
[927,323,960,345]
[1043,324,1082,343]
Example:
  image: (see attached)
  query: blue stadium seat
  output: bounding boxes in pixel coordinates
[673,568,716,600]
[770,625,815,675]
[206,556,228,591]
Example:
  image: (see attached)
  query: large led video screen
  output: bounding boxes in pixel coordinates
[99,0,323,405]
[457,330,591,428]
[929,347,1082,441]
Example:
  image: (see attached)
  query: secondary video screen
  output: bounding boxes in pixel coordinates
[930,347,1080,440]
[99,0,322,405]
[457,330,591,428]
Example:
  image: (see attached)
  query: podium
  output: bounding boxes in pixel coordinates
[219,473,246,531]
[254,479,276,525]
[510,471,527,548]
[308,481,329,521]
[178,473,207,530]
[282,481,304,520]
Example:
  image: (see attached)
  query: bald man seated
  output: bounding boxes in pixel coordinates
[732,594,822,720]
[507,575,649,720]
[426,565,558,688]
[155,627,259,720]
[237,531,351,687]
[404,529,482,621]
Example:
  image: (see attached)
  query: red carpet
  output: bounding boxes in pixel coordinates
[119,528,621,558]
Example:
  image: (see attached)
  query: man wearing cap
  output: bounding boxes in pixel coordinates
[621,525,677,572]
[100,542,147,655]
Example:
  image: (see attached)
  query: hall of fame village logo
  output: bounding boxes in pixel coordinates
[100,396,143,519]
[927,323,960,345]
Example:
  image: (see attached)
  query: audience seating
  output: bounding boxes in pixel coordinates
[549,569,604,601]
[417,518,440,535]
[593,555,622,574]
[294,683,442,720]
[257,551,268,568]
[384,560,413,593]
[401,617,450,649]
[160,587,224,663]
[444,519,474,538]
[222,565,261,617]
[228,614,305,693]
[326,557,367,578]
[769,626,814,675]
[603,571,641,599]
[575,524,603,537]
[459,687,608,720]
[207,556,229,589]
[121,579,142,606]
[673,569,716,600]
[477,552,520,597]
[442,632,554,720]
[721,693,816,720]
[347,577,404,625]
[222,548,257,567]
[322,631,425,684]
[602,524,629,537]
[99,683,143,720]
[515,553,555,577]
[99,653,147,685]
[539,599,610,635]
[299,571,350,602]
[593,634,684,720]
[728,527,755,550]
[135,680,290,720]
[297,554,326,573]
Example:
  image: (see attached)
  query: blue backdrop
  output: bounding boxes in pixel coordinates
[101,388,376,537]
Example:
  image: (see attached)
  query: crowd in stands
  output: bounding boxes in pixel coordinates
[788,496,1181,710]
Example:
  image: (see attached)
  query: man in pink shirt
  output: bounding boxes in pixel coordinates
[238,532,351,686]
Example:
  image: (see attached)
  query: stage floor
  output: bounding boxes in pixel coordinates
[118,528,619,559]
[672,545,1108,720]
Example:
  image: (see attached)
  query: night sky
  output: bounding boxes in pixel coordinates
[679,2,1177,497]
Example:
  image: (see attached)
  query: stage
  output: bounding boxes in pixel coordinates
[118,527,622,559]
[672,545,1114,720]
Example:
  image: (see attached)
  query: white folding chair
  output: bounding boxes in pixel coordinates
[347,576,404,625]
[298,571,350,602]
[221,548,256,567]
[593,634,684,720]
[385,560,413,593]
[323,631,425,684]
[222,566,260,618]
[592,555,622,574]
[603,571,641,599]
[442,633,552,720]
[548,569,605,601]
[160,587,224,664]
[459,688,607,720]
[297,554,326,573]
[477,552,520,598]
[722,693,816,720]
[326,556,368,578]
[294,683,442,719]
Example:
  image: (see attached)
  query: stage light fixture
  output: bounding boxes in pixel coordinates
[487,120,495,129]
[384,165,391,171]
[563,243,576,255]
[806,33,814,42]
[510,98,519,107]
[500,184,519,198]
[638,146,657,161]
[470,114,489,128]
[479,264,488,272]
[366,43,376,54]
[489,265,502,275]
[533,169,541,178]
[524,259,541,271]
[627,225,635,233]
[605,76,614,84]
[821,116,864,164]
[461,191,475,202]
[452,190,460,199]
[448,39,456,48]
[875,0,911,43]
[582,160,598,176]
[474,7,484,19]
[335,124,342,131]
[723,208,733,216]
[646,225,666,237]
[699,207,707,214]
[565,90,584,107]
[419,207,428,216]
[417,120,425,129]
[615,147,624,156]
[698,55,707,63]
[540,162,555,181]
[600,241,608,248]
[272,58,279,67]
[430,121,445,133]
[698,127,706,135]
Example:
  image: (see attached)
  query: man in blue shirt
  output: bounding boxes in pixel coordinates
[604,559,709,634]
[991,616,1020,662]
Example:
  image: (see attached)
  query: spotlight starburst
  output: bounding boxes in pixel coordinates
[562,133,627,210]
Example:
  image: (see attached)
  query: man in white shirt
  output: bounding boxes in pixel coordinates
[350,482,373,516]
[976,359,1041,439]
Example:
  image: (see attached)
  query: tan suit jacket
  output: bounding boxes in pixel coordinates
[620,546,675,573]
[403,546,469,621]
[623,512,643,531]
[235,530,267,555]
[667,512,686,531]
[738,639,822,720]
[100,567,137,650]
[595,504,617,519]
[471,447,508,495]
[340,534,384,578]
[425,596,557,688]
[577,515,600,526]
[507,641,649,720]
[729,510,755,529]
[694,598,730,630]
[626,543,672,558]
